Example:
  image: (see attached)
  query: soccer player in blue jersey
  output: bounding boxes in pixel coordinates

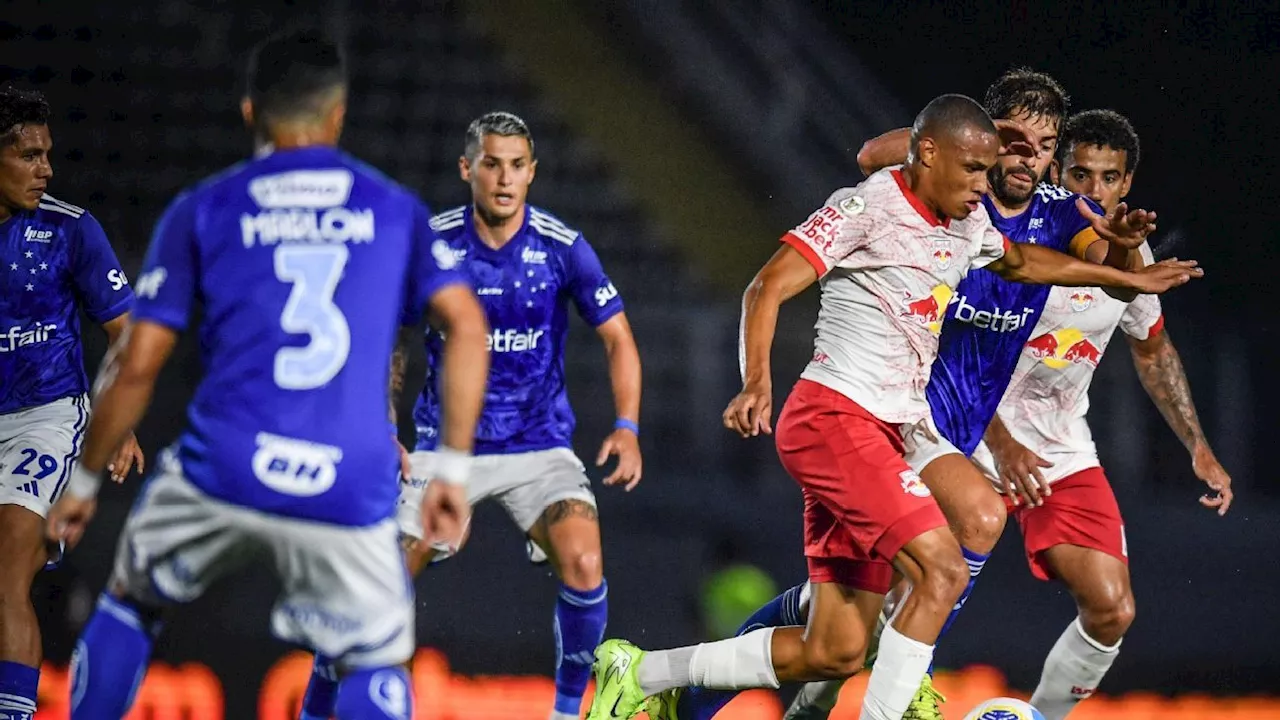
[44,30,489,720]
[0,85,143,720]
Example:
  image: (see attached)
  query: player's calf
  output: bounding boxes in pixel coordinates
[0,506,53,720]
[70,591,164,720]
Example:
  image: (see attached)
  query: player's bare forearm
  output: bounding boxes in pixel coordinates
[80,321,176,473]
[597,314,642,425]
[741,245,819,387]
[856,128,910,176]
[1127,329,1208,454]
[431,286,489,453]
[1084,240,1143,301]
[983,414,1017,452]
[102,312,131,345]
[993,242,1142,290]
[388,327,411,424]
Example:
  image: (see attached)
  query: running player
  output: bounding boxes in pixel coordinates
[45,30,489,720]
[973,108,1232,720]
[584,94,1196,720]
[0,85,143,720]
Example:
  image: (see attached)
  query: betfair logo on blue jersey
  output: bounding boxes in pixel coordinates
[0,321,58,353]
[951,294,1037,333]
[488,328,544,353]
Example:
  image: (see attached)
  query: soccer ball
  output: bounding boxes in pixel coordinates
[962,697,1047,720]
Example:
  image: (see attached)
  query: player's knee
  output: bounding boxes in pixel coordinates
[915,546,969,608]
[801,636,865,679]
[556,546,604,589]
[1080,590,1135,644]
[951,492,1006,551]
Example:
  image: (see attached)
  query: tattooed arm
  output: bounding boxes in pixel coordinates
[389,327,410,424]
[1127,327,1233,514]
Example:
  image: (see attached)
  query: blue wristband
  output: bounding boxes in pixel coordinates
[614,418,639,436]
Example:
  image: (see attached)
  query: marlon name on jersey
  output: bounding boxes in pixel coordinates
[239,169,375,247]
[950,293,1037,333]
[0,321,57,353]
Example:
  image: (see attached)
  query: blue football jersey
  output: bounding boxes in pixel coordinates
[131,146,466,526]
[927,184,1102,455]
[0,195,133,414]
[412,204,624,455]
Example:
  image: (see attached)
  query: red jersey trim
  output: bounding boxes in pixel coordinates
[891,169,950,229]
[1145,314,1166,339]
[781,232,828,277]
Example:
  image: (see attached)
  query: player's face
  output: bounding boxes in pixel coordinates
[987,110,1060,207]
[0,123,54,214]
[1058,143,1132,215]
[930,127,997,220]
[461,134,536,223]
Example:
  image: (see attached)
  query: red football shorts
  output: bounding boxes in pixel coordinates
[775,379,948,595]
[1009,466,1128,581]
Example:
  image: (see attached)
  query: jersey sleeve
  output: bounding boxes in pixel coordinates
[564,234,624,327]
[132,192,201,331]
[971,219,1010,270]
[1051,193,1103,259]
[402,198,469,325]
[1119,243,1164,339]
[70,211,135,323]
[780,188,875,277]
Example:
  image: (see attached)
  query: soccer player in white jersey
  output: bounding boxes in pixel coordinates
[583,95,1196,720]
[44,31,489,720]
[972,109,1232,719]
[0,85,143,720]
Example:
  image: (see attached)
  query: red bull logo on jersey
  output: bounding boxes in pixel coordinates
[1068,289,1095,312]
[931,246,954,271]
[1024,327,1103,369]
[899,470,931,497]
[900,285,955,334]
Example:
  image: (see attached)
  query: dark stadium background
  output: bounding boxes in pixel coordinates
[4,0,1278,716]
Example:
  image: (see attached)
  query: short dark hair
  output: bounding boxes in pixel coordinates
[1058,109,1141,174]
[983,68,1070,126]
[0,85,51,145]
[464,111,535,160]
[911,93,996,155]
[245,29,346,125]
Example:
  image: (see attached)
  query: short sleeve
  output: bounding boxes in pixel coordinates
[131,193,200,331]
[1054,193,1103,259]
[71,212,134,323]
[563,234,624,327]
[1119,242,1163,339]
[971,221,1009,270]
[402,198,469,325]
[780,189,874,277]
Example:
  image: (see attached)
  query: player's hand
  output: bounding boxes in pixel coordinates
[107,432,145,483]
[47,494,98,549]
[1192,444,1233,516]
[420,481,470,550]
[990,438,1053,507]
[1126,258,1203,294]
[995,118,1036,159]
[723,381,773,438]
[598,428,642,491]
[1076,198,1157,249]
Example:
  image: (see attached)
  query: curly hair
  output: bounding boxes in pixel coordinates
[1058,109,1140,174]
[0,85,51,144]
[983,68,1070,126]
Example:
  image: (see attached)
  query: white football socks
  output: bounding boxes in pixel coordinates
[858,623,935,720]
[635,627,779,696]
[1030,617,1121,720]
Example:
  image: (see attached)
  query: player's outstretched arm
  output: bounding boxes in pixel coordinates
[988,241,1201,294]
[48,320,177,548]
[725,245,818,437]
[1126,327,1233,515]
[427,285,489,454]
[594,314,643,490]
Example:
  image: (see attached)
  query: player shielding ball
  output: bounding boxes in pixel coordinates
[973,109,1232,720]
[585,94,1196,720]
[0,85,143,720]
[45,30,489,720]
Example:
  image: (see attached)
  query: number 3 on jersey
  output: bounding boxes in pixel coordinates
[273,245,351,390]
